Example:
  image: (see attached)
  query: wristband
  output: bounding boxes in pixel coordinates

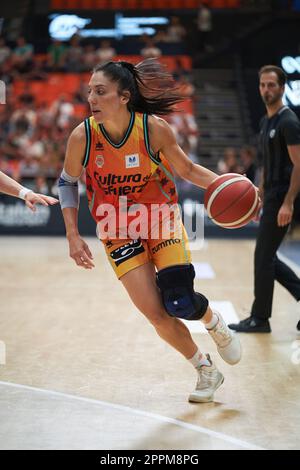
[18,187,33,200]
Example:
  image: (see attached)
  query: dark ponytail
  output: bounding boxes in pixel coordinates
[93,58,184,116]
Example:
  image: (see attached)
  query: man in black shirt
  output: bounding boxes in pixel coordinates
[229,65,300,333]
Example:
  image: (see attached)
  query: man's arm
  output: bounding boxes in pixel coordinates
[285,145,300,204]
[278,144,300,227]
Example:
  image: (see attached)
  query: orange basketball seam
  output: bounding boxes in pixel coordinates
[213,190,259,228]
[207,181,254,221]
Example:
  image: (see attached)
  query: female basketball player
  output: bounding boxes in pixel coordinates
[59,59,241,403]
[0,170,58,210]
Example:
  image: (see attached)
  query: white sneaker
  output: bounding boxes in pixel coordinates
[188,354,224,403]
[207,312,242,365]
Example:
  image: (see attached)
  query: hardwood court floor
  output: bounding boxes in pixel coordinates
[0,236,299,450]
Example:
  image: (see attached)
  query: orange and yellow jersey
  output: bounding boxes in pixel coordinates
[83,111,178,231]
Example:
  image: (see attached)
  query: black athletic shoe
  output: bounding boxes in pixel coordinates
[297,320,300,332]
[228,316,271,333]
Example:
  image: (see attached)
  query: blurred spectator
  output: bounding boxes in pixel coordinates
[12,36,34,75]
[177,71,195,98]
[0,105,11,140]
[82,44,97,71]
[47,39,67,71]
[165,17,186,44]
[217,147,242,174]
[0,37,11,66]
[157,67,198,152]
[34,176,49,194]
[240,145,258,183]
[11,93,37,135]
[65,35,83,72]
[153,30,168,44]
[27,57,48,81]
[96,40,116,65]
[36,102,55,129]
[0,58,14,86]
[166,111,198,153]
[50,94,75,129]
[26,129,46,161]
[1,118,31,182]
[74,79,89,104]
[140,36,162,59]
[19,155,40,178]
[197,1,213,52]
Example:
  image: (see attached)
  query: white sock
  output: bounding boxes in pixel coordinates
[189,349,211,368]
[204,311,219,330]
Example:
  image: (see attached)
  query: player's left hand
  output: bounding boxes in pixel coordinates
[25,192,59,212]
[277,202,293,227]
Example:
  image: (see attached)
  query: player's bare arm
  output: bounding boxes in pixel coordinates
[61,123,95,269]
[0,170,58,211]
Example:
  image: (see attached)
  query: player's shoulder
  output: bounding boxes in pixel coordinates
[148,114,174,141]
[68,121,86,147]
[280,107,299,124]
[148,114,167,129]
[147,115,177,150]
[71,121,86,139]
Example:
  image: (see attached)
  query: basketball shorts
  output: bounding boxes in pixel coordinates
[102,217,191,279]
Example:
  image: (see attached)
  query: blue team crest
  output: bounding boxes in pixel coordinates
[95,155,104,168]
[269,129,276,138]
[125,153,140,168]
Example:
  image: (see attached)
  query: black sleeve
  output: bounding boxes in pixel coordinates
[281,113,300,145]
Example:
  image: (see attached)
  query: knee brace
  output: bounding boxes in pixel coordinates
[156,264,208,321]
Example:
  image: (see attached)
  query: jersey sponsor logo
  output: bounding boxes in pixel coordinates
[269,129,276,138]
[125,153,140,168]
[151,238,181,254]
[93,171,151,196]
[95,155,104,168]
[109,239,145,266]
[94,172,144,186]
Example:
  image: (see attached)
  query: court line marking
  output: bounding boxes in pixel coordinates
[193,262,216,279]
[0,380,264,450]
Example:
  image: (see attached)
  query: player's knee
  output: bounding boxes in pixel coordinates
[143,308,170,329]
[156,264,208,321]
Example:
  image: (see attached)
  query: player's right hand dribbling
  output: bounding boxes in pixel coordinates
[68,234,95,269]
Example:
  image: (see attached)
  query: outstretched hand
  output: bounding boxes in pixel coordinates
[25,192,59,212]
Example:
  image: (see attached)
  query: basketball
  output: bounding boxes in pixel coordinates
[204,173,259,229]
